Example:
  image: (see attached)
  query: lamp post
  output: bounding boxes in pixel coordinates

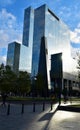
[58,78,62,106]
[32,76,37,97]
[58,53,62,106]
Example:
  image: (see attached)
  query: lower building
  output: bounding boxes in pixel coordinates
[7,42,20,73]
[50,53,79,96]
[6,41,29,73]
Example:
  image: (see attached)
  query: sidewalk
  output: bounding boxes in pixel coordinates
[0,103,80,130]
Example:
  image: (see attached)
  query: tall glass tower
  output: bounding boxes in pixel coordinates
[7,4,78,94]
[31,4,77,90]
[7,7,34,74]
[22,7,34,73]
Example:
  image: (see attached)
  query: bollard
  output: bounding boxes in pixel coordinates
[21,104,24,114]
[33,102,35,112]
[43,102,45,111]
[51,102,53,111]
[7,104,10,115]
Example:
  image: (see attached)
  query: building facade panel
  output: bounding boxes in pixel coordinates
[31,4,77,90]
[22,7,34,73]
[19,45,31,73]
[31,5,46,77]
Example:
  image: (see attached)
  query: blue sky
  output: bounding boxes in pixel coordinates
[0,0,80,64]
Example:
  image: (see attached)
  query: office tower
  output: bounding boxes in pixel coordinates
[7,42,20,73]
[7,42,28,73]
[31,4,77,93]
[22,7,34,73]
[7,4,78,96]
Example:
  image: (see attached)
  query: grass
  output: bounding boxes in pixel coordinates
[0,96,80,103]
[69,104,80,108]
[0,96,55,102]
[61,97,80,102]
[71,98,80,101]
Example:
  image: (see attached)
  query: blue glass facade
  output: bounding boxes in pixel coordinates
[22,7,34,73]
[7,42,20,72]
[7,4,78,93]
[38,36,48,95]
[7,42,28,73]
[7,7,34,74]
[31,4,77,90]
[22,7,34,47]
[19,45,31,72]
[32,5,46,77]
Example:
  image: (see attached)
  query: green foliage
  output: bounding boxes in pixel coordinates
[35,74,45,96]
[0,64,31,96]
[16,71,31,95]
[0,64,17,93]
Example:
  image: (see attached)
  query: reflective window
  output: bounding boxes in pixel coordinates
[45,9,76,76]
[19,45,31,73]
[32,5,77,89]
[7,42,20,72]
[7,43,15,69]
[22,7,34,73]
[32,5,46,76]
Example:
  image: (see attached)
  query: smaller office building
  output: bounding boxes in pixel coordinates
[50,53,79,96]
[7,41,28,73]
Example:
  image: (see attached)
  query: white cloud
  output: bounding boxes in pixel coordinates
[70,24,80,44]
[48,33,54,38]
[0,30,9,43]
[77,23,80,28]
[0,8,16,20]
[71,46,80,59]
[57,3,80,30]
[0,0,15,6]
[0,9,22,48]
[0,9,16,30]
[58,6,72,19]
[0,56,6,64]
[0,9,22,64]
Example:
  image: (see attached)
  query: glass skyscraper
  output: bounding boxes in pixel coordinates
[31,4,77,91]
[22,7,34,73]
[7,7,34,73]
[7,4,78,95]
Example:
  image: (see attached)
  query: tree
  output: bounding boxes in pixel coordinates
[0,64,17,104]
[0,64,31,98]
[0,65,17,93]
[16,71,31,96]
[35,74,45,97]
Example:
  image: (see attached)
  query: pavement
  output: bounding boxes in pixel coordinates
[0,102,80,130]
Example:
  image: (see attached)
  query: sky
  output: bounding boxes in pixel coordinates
[0,0,80,64]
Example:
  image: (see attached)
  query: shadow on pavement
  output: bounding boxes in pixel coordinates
[38,108,58,121]
[38,106,58,130]
[58,105,80,113]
